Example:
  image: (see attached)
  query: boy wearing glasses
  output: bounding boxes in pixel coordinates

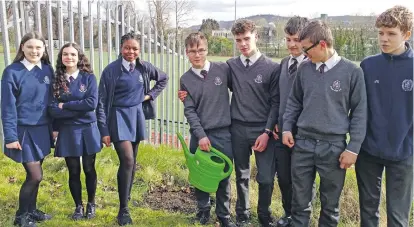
[282,20,367,227]
[179,32,236,227]
[356,6,413,227]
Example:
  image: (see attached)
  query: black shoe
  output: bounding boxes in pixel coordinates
[71,205,84,221]
[276,216,292,227]
[29,209,52,222]
[85,203,96,219]
[218,217,237,227]
[117,207,132,226]
[258,215,276,227]
[195,210,210,225]
[236,215,251,227]
[14,212,37,227]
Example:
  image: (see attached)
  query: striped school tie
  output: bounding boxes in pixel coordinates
[319,63,326,74]
[288,58,298,75]
[245,59,250,68]
[200,70,208,79]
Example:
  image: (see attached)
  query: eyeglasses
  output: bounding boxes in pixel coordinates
[187,49,207,56]
[302,41,320,55]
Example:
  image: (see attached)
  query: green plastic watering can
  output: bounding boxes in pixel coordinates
[177,133,233,193]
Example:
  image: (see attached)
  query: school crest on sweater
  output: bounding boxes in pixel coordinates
[254,74,263,83]
[330,80,342,92]
[214,77,222,86]
[79,84,87,92]
[401,79,413,91]
[43,76,50,84]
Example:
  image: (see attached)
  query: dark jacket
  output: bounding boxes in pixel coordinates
[96,57,168,137]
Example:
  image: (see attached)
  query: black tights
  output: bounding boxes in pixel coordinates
[114,141,139,209]
[18,160,44,215]
[65,154,97,206]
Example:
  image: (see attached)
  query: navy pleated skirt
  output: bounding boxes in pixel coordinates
[54,122,102,157]
[109,104,146,143]
[4,124,51,163]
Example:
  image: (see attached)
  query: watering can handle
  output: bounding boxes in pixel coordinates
[176,133,233,178]
[209,146,233,179]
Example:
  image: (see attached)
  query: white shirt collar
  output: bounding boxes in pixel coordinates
[122,58,135,71]
[65,69,80,82]
[240,50,262,67]
[191,60,210,78]
[20,58,42,71]
[316,51,341,72]
[289,54,306,67]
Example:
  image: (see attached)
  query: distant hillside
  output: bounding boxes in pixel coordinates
[188,14,376,31]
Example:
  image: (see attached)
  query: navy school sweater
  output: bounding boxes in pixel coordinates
[48,71,98,126]
[112,66,145,107]
[96,57,168,137]
[1,62,53,144]
[360,42,413,161]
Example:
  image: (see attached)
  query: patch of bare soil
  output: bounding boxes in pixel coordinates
[143,185,197,214]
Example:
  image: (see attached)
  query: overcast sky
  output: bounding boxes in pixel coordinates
[134,0,414,26]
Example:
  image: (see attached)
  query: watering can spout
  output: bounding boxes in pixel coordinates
[177,133,192,160]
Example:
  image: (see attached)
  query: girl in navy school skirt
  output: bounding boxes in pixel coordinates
[48,43,101,220]
[1,32,53,227]
[96,31,168,226]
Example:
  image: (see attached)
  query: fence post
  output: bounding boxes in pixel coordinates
[35,0,41,34]
[88,0,94,73]
[12,0,21,51]
[78,0,84,51]
[106,2,112,64]
[57,0,64,47]
[0,0,11,65]
[46,0,54,65]
[97,0,103,76]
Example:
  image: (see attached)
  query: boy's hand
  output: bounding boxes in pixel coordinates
[178,90,188,102]
[273,124,279,140]
[282,131,295,148]
[198,137,211,151]
[253,133,270,152]
[339,150,357,169]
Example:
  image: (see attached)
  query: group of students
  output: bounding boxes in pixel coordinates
[1,4,412,227]
[1,32,168,227]
[178,5,413,227]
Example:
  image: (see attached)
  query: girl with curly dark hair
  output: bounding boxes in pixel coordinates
[48,42,101,221]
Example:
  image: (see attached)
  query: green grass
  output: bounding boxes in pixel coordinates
[0,143,397,227]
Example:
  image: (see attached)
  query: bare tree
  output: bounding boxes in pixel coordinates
[147,0,173,36]
[173,0,195,44]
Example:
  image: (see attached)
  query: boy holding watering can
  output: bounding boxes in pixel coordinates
[179,32,236,227]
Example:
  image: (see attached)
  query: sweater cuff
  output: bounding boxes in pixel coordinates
[99,126,110,137]
[265,119,277,132]
[346,141,361,155]
[62,103,69,109]
[193,128,207,141]
[282,123,292,133]
[5,136,18,144]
